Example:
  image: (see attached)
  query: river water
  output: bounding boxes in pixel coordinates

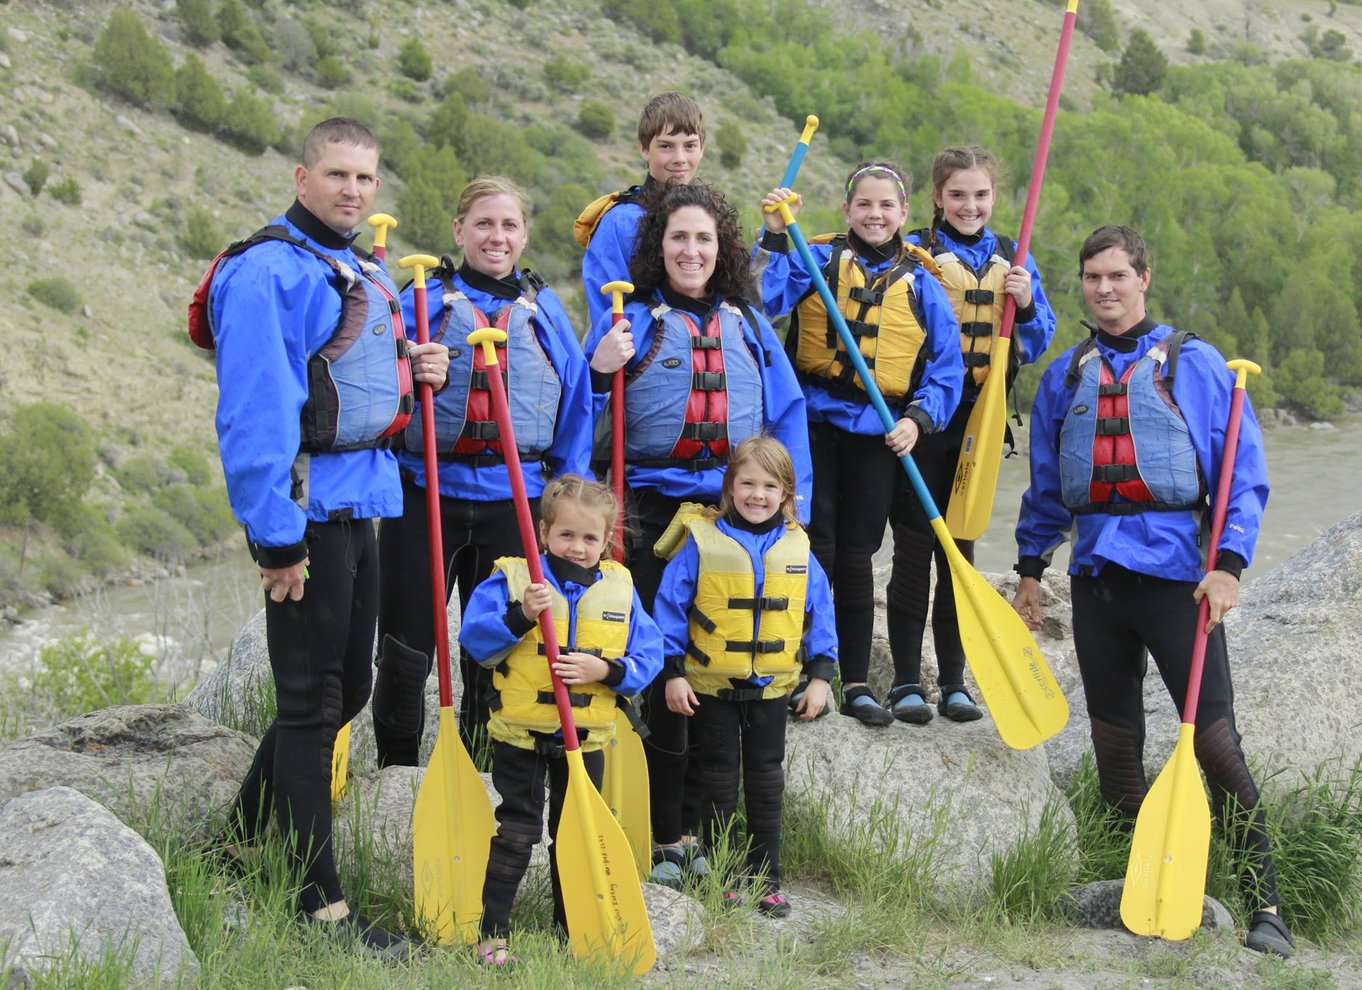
[2,418,1359,681]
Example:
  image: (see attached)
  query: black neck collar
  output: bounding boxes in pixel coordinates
[723,506,785,535]
[938,219,984,247]
[457,260,521,301]
[846,229,898,265]
[660,284,718,317]
[285,200,356,251]
[547,553,599,588]
[1082,316,1158,354]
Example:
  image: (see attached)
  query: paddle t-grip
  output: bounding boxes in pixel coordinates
[367,213,398,260]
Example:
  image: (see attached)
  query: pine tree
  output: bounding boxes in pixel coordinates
[93,10,176,109]
[1113,30,1169,97]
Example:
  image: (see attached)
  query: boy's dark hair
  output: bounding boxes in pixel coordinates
[637,92,706,148]
[302,117,379,167]
[1079,225,1150,276]
[629,183,753,301]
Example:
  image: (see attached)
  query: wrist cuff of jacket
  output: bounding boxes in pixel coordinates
[760,230,789,252]
[663,655,687,679]
[1215,550,1246,580]
[602,658,627,687]
[904,405,935,435]
[803,657,837,683]
[1014,556,1047,580]
[503,603,538,638]
[248,538,308,570]
[590,369,614,393]
[1015,301,1037,326]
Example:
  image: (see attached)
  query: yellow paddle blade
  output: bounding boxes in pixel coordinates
[1120,723,1212,940]
[934,517,1068,750]
[555,749,657,975]
[945,336,1011,541]
[413,706,496,945]
[330,721,351,804]
[600,710,653,879]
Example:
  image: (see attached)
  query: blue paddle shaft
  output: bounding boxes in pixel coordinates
[780,210,942,521]
[779,144,809,188]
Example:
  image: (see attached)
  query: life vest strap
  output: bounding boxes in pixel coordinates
[962,352,992,369]
[843,318,879,339]
[846,285,884,307]
[634,455,728,471]
[468,368,508,391]
[687,641,713,666]
[725,638,787,654]
[690,335,722,351]
[680,422,728,442]
[1092,464,1140,483]
[1098,382,1128,397]
[1072,499,1202,516]
[461,420,501,441]
[616,695,650,738]
[963,288,995,305]
[688,606,717,635]
[1095,416,1130,437]
[716,684,770,702]
[691,371,727,391]
[726,596,789,612]
[961,321,995,337]
[434,450,544,465]
[536,690,594,708]
[536,644,604,658]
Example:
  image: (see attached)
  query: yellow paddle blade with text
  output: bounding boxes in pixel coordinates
[945,336,1010,541]
[600,708,653,879]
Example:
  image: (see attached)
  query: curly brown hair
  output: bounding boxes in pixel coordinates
[628,183,754,301]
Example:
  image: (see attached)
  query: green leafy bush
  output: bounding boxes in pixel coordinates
[397,37,432,82]
[62,513,130,576]
[176,0,218,46]
[48,175,82,205]
[218,0,272,64]
[93,9,176,109]
[1113,29,1169,96]
[116,454,168,494]
[0,403,97,528]
[315,55,350,89]
[168,445,214,485]
[153,484,236,546]
[222,89,280,154]
[26,277,83,314]
[117,505,196,561]
[543,55,590,93]
[174,54,227,132]
[180,207,223,260]
[22,159,48,196]
[30,631,166,715]
[575,100,615,140]
[247,64,286,95]
[715,120,747,169]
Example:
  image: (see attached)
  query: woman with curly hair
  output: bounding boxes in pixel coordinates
[584,181,811,889]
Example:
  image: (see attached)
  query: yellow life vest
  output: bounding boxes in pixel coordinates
[489,557,633,752]
[572,186,644,247]
[923,232,1017,388]
[683,518,809,700]
[789,235,930,401]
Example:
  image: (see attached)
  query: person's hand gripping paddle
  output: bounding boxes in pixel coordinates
[400,254,496,945]
[764,187,1067,751]
[945,0,1079,542]
[595,279,652,879]
[469,326,657,973]
[1120,359,1261,941]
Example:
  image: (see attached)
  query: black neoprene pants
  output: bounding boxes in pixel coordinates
[807,421,902,684]
[629,486,705,845]
[480,740,605,939]
[1071,564,1280,908]
[690,694,788,889]
[375,471,536,765]
[887,402,972,691]
[228,519,377,913]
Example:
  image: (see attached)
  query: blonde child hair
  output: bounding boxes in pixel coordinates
[709,437,800,528]
[538,474,620,555]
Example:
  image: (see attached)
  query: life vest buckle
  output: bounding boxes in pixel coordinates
[680,422,728,442]
[1094,416,1130,437]
[962,289,995,305]
[691,371,727,391]
[461,420,501,441]
[690,335,722,350]
[847,285,884,307]
[961,321,995,337]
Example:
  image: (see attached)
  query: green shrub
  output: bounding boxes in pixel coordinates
[218,0,272,64]
[153,484,236,546]
[0,403,98,529]
[222,89,280,154]
[247,64,286,95]
[35,552,83,599]
[116,454,168,494]
[315,55,349,89]
[26,277,83,314]
[303,14,337,60]
[180,206,223,260]
[575,100,615,140]
[397,37,432,82]
[174,54,227,132]
[168,445,214,485]
[543,55,590,93]
[48,175,82,205]
[389,79,422,103]
[443,67,490,105]
[1186,27,1206,55]
[176,0,219,46]
[22,159,48,197]
[117,505,196,561]
[62,513,130,576]
[715,119,747,169]
[93,9,176,109]
[30,631,166,715]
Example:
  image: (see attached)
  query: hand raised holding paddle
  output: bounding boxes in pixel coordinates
[1120,359,1261,941]
[468,326,657,975]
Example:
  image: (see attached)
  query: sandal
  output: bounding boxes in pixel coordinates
[475,938,518,969]
[938,687,983,723]
[757,889,791,918]
[1245,910,1295,958]
[887,684,933,725]
[649,846,685,889]
[839,685,894,727]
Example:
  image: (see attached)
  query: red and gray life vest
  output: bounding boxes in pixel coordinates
[188,225,414,453]
[1059,332,1203,515]
[407,271,561,466]
[624,301,764,471]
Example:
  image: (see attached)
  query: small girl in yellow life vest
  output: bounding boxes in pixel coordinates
[756,160,963,729]
[651,437,837,918]
[458,475,662,967]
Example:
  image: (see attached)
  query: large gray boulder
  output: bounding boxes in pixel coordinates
[186,607,455,774]
[0,787,198,988]
[784,707,1072,903]
[0,705,255,831]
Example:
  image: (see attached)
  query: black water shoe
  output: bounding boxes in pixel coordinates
[1245,910,1295,958]
[304,911,419,962]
